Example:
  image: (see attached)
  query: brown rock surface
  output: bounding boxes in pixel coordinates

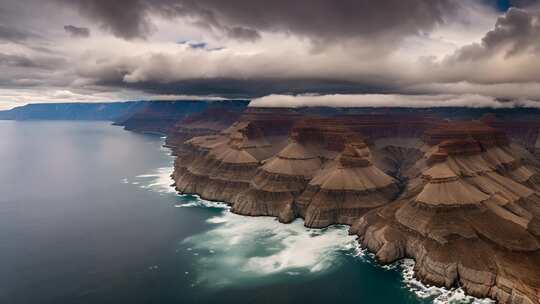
[165,108,242,149]
[352,122,540,304]
[171,111,540,303]
[173,111,297,202]
[230,118,399,226]
[481,113,540,153]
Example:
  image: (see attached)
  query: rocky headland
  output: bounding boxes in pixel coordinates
[353,121,540,303]
[114,100,248,135]
[165,107,244,150]
[169,108,540,304]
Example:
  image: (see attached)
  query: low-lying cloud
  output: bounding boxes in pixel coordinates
[249,94,540,108]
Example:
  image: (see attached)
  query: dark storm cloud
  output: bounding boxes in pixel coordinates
[60,0,457,42]
[225,26,261,42]
[64,25,90,38]
[450,7,540,61]
[0,53,40,68]
[94,76,392,98]
[0,53,65,69]
[59,0,152,39]
[0,24,38,43]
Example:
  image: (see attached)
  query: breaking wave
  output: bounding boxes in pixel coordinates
[181,195,496,303]
[182,210,356,287]
[353,247,494,304]
[134,166,176,193]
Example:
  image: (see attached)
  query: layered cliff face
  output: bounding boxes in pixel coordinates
[351,122,540,304]
[171,110,540,303]
[165,108,242,150]
[114,101,209,134]
[172,116,401,229]
[116,100,248,134]
[481,113,540,154]
[228,119,400,227]
[230,119,338,220]
[172,112,297,202]
[297,141,399,228]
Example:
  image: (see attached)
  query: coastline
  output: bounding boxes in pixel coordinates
[166,118,540,304]
[159,141,494,304]
[168,185,495,304]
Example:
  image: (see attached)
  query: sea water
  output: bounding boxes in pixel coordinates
[0,121,492,304]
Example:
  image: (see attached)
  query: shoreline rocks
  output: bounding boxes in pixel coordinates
[170,113,540,304]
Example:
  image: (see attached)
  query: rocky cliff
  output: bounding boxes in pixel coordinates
[231,118,401,227]
[172,110,299,202]
[481,113,540,154]
[170,110,540,303]
[351,122,540,304]
[165,108,243,149]
[115,100,248,135]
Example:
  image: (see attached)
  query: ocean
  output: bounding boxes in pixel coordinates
[0,121,492,304]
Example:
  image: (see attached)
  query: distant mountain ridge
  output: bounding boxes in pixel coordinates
[0,102,144,121]
[0,100,250,132]
[113,100,249,134]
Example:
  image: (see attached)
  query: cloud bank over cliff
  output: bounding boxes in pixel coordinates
[249,94,540,108]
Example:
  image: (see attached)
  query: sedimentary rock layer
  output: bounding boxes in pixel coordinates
[165,108,242,149]
[351,122,540,304]
[170,111,540,304]
[173,112,295,202]
[116,100,248,134]
[228,118,401,226]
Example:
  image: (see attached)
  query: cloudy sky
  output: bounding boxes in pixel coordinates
[1,0,540,109]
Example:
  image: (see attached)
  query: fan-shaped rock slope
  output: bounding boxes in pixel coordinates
[173,113,297,202]
[352,122,540,304]
[171,112,540,304]
[230,119,400,226]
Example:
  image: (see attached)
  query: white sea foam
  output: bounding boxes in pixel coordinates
[183,209,356,287]
[133,166,175,193]
[121,142,177,194]
[174,194,229,209]
[176,193,495,303]
[398,259,495,304]
[351,246,495,304]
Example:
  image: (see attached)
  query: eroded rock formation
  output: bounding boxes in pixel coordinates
[173,111,298,202]
[232,119,400,226]
[165,108,243,150]
[115,100,248,135]
[170,111,540,303]
[351,122,540,304]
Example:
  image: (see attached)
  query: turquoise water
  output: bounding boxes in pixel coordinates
[0,121,490,304]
